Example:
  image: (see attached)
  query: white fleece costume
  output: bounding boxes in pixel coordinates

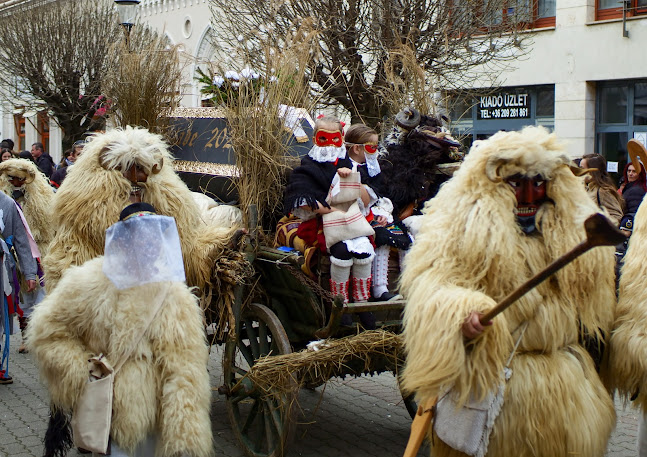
[401,127,618,456]
[27,257,213,457]
[610,149,647,456]
[44,127,235,293]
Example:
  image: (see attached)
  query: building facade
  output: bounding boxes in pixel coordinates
[0,0,218,162]
[450,0,647,177]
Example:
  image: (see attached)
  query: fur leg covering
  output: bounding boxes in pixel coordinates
[640,412,647,457]
[372,245,390,298]
[609,188,647,410]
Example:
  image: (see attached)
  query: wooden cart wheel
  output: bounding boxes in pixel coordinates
[223,303,296,457]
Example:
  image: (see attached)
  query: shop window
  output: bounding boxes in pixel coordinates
[453,0,555,30]
[596,80,647,182]
[634,82,647,125]
[536,88,555,117]
[596,0,647,21]
[597,131,629,182]
[447,85,554,147]
[599,86,628,124]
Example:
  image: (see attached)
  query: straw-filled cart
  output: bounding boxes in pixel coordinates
[170,108,413,457]
[217,235,412,457]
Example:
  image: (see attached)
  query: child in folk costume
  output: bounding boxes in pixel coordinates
[343,124,410,301]
[401,127,621,457]
[283,116,376,328]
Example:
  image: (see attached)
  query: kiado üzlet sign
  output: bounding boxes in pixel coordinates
[477,93,531,120]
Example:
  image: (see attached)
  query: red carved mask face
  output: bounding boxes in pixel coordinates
[506,174,547,234]
[314,129,344,148]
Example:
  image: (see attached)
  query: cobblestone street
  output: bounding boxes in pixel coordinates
[0,329,641,457]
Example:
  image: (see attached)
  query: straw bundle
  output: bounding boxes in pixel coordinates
[103,30,183,135]
[205,245,254,342]
[212,25,320,228]
[247,330,404,397]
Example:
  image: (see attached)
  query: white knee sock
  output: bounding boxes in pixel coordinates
[330,256,353,283]
[330,256,353,303]
[351,255,373,302]
[372,245,390,298]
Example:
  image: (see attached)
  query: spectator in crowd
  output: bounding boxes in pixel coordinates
[51,140,84,188]
[19,150,33,162]
[618,161,647,234]
[55,149,71,171]
[1,149,12,162]
[0,191,38,384]
[0,139,14,153]
[580,153,624,226]
[30,142,55,178]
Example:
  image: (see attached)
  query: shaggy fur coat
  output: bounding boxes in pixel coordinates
[27,257,213,457]
[401,127,617,456]
[610,179,647,409]
[43,127,235,291]
[0,158,54,256]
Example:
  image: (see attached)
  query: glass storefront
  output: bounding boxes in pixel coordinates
[596,79,647,182]
[448,85,555,150]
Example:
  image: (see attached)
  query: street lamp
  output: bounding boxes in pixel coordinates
[114,0,141,34]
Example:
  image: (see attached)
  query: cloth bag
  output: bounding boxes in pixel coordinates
[433,368,511,457]
[322,171,374,249]
[71,355,115,454]
[433,323,527,457]
[71,283,170,455]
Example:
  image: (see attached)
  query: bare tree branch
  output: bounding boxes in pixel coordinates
[209,0,533,127]
[0,0,121,149]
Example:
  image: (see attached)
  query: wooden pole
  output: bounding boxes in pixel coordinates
[480,213,625,325]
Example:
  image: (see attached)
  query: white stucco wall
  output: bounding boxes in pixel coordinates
[140,0,219,107]
[469,1,647,156]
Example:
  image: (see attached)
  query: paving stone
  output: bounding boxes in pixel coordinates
[0,331,642,457]
[0,442,27,454]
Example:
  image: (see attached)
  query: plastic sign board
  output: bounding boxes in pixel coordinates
[477,92,531,120]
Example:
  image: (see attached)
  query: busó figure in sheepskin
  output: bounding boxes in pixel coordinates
[44,126,236,292]
[401,126,618,456]
[0,158,53,353]
[28,203,213,457]
[608,138,647,456]
[0,158,54,255]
